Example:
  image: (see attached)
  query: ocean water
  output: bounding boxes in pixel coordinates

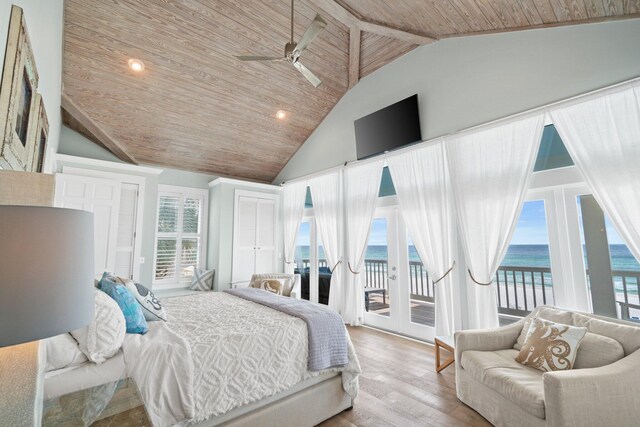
[296,244,640,271]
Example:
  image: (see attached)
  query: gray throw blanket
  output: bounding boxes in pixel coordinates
[225,288,348,371]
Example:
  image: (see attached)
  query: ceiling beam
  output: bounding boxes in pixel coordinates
[310,0,436,45]
[309,0,359,27]
[358,21,436,45]
[348,26,361,88]
[61,93,138,164]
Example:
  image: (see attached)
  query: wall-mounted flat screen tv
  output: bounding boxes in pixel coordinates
[354,94,422,160]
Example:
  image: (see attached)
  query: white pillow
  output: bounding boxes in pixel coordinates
[71,289,126,364]
[44,333,88,372]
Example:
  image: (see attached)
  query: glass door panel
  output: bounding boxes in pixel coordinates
[365,218,390,317]
[498,200,555,324]
[294,221,312,301]
[407,235,435,328]
[364,210,399,331]
[317,243,330,305]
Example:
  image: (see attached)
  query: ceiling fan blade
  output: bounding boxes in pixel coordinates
[293,14,327,57]
[234,55,283,62]
[292,61,322,88]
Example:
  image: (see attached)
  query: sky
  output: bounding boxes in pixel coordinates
[297,199,626,247]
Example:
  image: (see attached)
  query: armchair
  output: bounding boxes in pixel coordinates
[455,306,640,427]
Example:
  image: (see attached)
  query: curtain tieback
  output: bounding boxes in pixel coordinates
[468,269,493,286]
[347,262,359,274]
[330,260,342,273]
[433,261,456,284]
[284,259,293,264]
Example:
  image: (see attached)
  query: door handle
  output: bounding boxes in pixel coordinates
[388,274,396,280]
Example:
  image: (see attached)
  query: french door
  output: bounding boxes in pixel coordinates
[363,207,433,340]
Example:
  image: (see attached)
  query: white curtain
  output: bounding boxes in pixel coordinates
[343,160,384,325]
[550,86,640,263]
[282,181,308,274]
[308,171,343,313]
[446,115,544,329]
[387,142,456,336]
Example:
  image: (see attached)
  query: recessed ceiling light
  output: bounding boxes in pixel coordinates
[128,58,145,72]
[276,110,286,120]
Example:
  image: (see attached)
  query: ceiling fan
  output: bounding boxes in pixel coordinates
[235,0,327,88]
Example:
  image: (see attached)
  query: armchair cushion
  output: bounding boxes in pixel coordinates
[573,332,624,369]
[572,313,640,356]
[461,349,545,419]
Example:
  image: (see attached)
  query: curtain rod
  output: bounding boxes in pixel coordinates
[281,75,640,185]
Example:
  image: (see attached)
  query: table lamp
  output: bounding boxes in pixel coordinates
[0,206,95,426]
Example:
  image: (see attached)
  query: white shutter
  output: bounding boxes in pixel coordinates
[113,183,139,279]
[153,188,207,287]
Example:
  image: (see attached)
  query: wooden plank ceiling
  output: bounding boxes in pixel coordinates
[63,0,639,182]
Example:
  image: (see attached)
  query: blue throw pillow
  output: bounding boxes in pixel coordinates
[98,275,148,335]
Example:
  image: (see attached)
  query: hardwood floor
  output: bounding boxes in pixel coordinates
[319,326,492,427]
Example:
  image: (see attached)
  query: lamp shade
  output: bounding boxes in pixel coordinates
[0,206,95,347]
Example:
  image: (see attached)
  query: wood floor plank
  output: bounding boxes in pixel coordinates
[319,326,492,427]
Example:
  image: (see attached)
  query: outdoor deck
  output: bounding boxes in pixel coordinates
[367,294,518,327]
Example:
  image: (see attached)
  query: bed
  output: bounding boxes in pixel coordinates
[44,291,361,427]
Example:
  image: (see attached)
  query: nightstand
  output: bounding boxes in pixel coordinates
[42,378,151,426]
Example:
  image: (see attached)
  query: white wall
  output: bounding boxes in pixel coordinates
[0,0,64,173]
[274,19,640,183]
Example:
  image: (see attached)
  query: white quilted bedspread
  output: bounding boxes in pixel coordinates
[162,292,361,424]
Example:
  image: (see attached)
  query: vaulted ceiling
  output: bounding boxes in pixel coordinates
[63,0,639,182]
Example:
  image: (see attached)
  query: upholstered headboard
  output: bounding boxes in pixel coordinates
[0,170,54,206]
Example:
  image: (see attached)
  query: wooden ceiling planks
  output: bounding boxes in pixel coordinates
[339,0,639,36]
[63,0,640,181]
[359,32,416,78]
[64,0,349,182]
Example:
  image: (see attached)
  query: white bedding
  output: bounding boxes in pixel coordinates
[123,292,361,426]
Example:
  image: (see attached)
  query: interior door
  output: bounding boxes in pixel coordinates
[363,208,400,331]
[55,174,121,276]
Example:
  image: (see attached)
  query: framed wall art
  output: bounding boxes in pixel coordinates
[26,93,48,172]
[0,5,40,171]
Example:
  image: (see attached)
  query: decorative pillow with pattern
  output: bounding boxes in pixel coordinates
[260,279,284,295]
[189,267,215,291]
[99,276,148,335]
[71,289,126,364]
[515,317,587,372]
[118,278,167,322]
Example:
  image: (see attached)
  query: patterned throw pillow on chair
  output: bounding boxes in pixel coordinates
[260,279,284,295]
[515,317,587,372]
[189,267,215,291]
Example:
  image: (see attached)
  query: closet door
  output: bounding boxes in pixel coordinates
[255,199,276,274]
[232,191,279,285]
[232,196,258,283]
[55,174,121,276]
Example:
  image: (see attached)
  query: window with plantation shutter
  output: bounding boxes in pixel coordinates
[153,186,208,287]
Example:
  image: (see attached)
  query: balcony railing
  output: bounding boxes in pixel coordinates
[296,257,640,319]
[496,266,554,317]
